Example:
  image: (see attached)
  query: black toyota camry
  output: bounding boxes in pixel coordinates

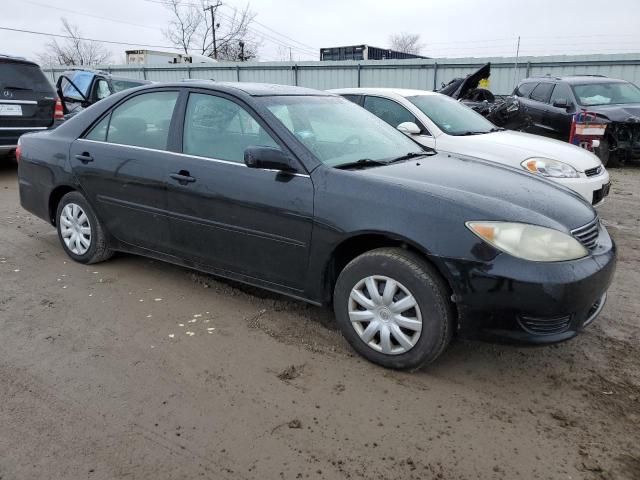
[17,81,616,369]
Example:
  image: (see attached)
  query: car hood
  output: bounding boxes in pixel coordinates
[358,153,595,232]
[435,130,601,172]
[438,63,491,100]
[586,104,640,123]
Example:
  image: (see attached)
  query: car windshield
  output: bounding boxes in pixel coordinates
[260,96,424,167]
[407,94,496,135]
[571,82,640,106]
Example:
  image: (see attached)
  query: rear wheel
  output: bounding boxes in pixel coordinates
[333,248,454,370]
[56,191,113,264]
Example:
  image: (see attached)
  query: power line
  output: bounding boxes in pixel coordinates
[19,0,162,31]
[0,25,179,50]
[141,0,317,57]
[219,3,317,51]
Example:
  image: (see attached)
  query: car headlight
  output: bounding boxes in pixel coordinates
[466,221,588,262]
[521,157,579,178]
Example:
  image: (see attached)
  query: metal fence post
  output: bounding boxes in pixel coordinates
[432,62,438,90]
[357,64,361,87]
[142,68,147,80]
[236,65,241,82]
[525,61,531,79]
[293,64,298,86]
[187,64,191,79]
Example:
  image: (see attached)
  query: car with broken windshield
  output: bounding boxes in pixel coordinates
[514,75,640,167]
[17,82,616,369]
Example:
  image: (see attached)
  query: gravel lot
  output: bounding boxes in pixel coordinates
[0,161,638,480]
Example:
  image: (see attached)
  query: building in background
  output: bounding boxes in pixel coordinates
[125,50,218,65]
[320,44,428,61]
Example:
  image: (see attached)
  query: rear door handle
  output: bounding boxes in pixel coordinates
[75,152,94,163]
[170,171,196,184]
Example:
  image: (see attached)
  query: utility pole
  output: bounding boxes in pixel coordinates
[513,35,521,89]
[239,40,245,61]
[204,1,222,60]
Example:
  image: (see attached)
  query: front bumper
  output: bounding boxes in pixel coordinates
[553,169,610,206]
[444,224,616,344]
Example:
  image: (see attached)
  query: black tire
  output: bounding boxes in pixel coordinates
[596,139,623,168]
[333,247,454,370]
[56,191,113,264]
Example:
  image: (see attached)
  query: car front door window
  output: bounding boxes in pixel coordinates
[183,93,280,162]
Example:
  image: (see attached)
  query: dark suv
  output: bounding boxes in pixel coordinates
[0,55,57,158]
[514,75,640,166]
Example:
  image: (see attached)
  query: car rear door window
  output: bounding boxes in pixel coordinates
[363,96,418,129]
[85,115,110,141]
[103,91,178,150]
[341,94,363,105]
[529,83,555,103]
[183,93,279,163]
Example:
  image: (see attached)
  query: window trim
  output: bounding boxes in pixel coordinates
[363,95,431,136]
[76,138,310,178]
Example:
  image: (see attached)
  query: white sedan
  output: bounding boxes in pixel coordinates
[329,88,610,206]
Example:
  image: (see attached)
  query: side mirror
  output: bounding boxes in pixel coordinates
[552,98,569,109]
[244,146,297,172]
[397,122,421,135]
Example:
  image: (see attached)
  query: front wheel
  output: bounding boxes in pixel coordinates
[333,248,454,370]
[56,191,113,264]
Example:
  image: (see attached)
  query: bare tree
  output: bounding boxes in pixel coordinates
[164,0,259,61]
[389,33,425,55]
[38,18,111,66]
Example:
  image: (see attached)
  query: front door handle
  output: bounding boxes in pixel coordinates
[170,170,196,184]
[75,152,94,164]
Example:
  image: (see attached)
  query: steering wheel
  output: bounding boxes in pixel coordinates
[342,134,363,145]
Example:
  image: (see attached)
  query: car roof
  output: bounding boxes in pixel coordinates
[329,87,437,98]
[521,75,628,85]
[0,54,39,67]
[157,81,333,97]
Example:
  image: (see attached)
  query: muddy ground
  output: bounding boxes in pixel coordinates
[0,161,638,480]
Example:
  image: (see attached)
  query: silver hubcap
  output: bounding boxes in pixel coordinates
[348,275,422,355]
[60,203,91,255]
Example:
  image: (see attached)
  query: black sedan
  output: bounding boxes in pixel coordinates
[17,81,616,369]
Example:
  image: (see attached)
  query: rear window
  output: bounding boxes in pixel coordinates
[0,61,53,93]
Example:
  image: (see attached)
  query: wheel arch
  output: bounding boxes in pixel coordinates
[323,231,455,305]
[48,184,77,225]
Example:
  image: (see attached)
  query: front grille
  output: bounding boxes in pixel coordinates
[585,166,602,177]
[571,218,600,250]
[519,315,572,335]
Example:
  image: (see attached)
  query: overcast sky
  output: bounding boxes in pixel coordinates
[3,0,640,64]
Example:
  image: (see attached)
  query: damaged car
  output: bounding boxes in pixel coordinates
[513,75,640,167]
[56,69,150,120]
[437,62,530,131]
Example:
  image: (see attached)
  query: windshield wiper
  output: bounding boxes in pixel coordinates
[1,85,33,91]
[455,130,490,136]
[489,127,504,132]
[334,158,388,170]
[387,151,432,163]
